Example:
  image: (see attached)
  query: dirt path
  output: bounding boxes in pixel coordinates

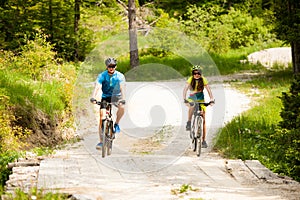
[35,80,299,200]
[4,77,299,200]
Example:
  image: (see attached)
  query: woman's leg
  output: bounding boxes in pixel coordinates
[202,111,206,141]
[188,105,194,121]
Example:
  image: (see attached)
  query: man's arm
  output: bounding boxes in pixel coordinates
[91,82,101,100]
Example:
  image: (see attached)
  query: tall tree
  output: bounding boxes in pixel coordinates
[274,0,300,74]
[128,0,139,68]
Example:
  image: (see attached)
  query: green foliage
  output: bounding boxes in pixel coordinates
[18,33,56,80]
[0,0,93,61]
[180,4,277,53]
[0,34,77,190]
[0,152,20,188]
[220,8,274,48]
[0,33,77,116]
[3,187,69,200]
[31,147,54,157]
[273,0,300,43]
[0,93,29,152]
[155,9,180,29]
[276,75,300,180]
[215,70,299,181]
[80,1,127,46]
[279,75,300,129]
[171,183,199,196]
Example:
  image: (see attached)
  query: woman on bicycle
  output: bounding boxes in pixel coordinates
[183,65,214,148]
[90,57,126,149]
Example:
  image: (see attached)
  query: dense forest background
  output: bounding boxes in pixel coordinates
[0,0,295,60]
[0,0,299,192]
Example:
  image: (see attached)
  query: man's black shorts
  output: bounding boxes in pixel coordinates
[100,96,121,109]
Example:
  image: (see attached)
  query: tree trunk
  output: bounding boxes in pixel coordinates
[128,0,139,68]
[74,0,80,61]
[291,41,300,74]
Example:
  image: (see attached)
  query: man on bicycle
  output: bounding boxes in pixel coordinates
[183,65,214,148]
[90,57,126,149]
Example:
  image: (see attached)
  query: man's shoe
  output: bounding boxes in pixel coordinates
[114,124,120,133]
[202,140,208,148]
[186,121,191,131]
[96,142,103,150]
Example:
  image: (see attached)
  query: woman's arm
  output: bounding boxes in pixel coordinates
[183,82,190,100]
[205,84,214,102]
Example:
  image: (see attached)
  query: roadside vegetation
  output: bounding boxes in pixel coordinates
[0,34,77,193]
[0,0,299,198]
[214,70,300,181]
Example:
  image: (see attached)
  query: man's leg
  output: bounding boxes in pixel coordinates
[115,104,125,124]
[96,108,106,149]
[114,104,125,133]
[98,109,106,142]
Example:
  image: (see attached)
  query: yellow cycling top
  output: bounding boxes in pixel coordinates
[187,76,208,92]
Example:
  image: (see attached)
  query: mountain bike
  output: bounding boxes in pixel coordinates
[95,100,116,158]
[187,100,214,157]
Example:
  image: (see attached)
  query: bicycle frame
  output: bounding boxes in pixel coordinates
[190,101,211,157]
[97,101,116,158]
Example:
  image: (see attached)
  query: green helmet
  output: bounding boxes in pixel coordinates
[192,65,202,74]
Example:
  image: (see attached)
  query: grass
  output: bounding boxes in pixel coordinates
[131,125,174,154]
[2,187,70,200]
[171,184,200,195]
[213,69,299,180]
[86,43,279,82]
[0,70,65,117]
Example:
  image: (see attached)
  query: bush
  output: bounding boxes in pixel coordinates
[0,152,20,189]
[180,5,275,53]
[276,75,300,181]
[0,93,29,152]
[279,75,300,130]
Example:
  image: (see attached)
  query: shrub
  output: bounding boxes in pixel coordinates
[0,92,29,152]
[276,75,300,181]
[180,5,275,53]
[16,33,56,81]
[279,75,300,130]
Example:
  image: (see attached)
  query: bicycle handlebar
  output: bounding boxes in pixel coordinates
[184,99,215,107]
[90,98,125,106]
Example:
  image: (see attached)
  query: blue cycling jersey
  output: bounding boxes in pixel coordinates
[96,70,125,98]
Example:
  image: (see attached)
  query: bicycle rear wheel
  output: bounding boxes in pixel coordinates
[196,117,203,157]
[102,120,109,158]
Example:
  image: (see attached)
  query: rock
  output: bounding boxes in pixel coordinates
[247,47,292,68]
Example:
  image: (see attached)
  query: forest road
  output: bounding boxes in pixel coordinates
[37,80,300,200]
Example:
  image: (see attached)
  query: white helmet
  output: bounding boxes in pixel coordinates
[105,57,117,66]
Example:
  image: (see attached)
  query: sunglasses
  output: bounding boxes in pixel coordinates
[108,65,116,68]
[193,72,201,75]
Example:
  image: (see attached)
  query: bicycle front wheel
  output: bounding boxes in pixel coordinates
[191,116,198,152]
[107,121,114,156]
[102,120,109,158]
[196,117,203,157]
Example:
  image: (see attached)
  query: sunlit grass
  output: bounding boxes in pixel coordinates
[0,70,65,117]
[214,69,298,180]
